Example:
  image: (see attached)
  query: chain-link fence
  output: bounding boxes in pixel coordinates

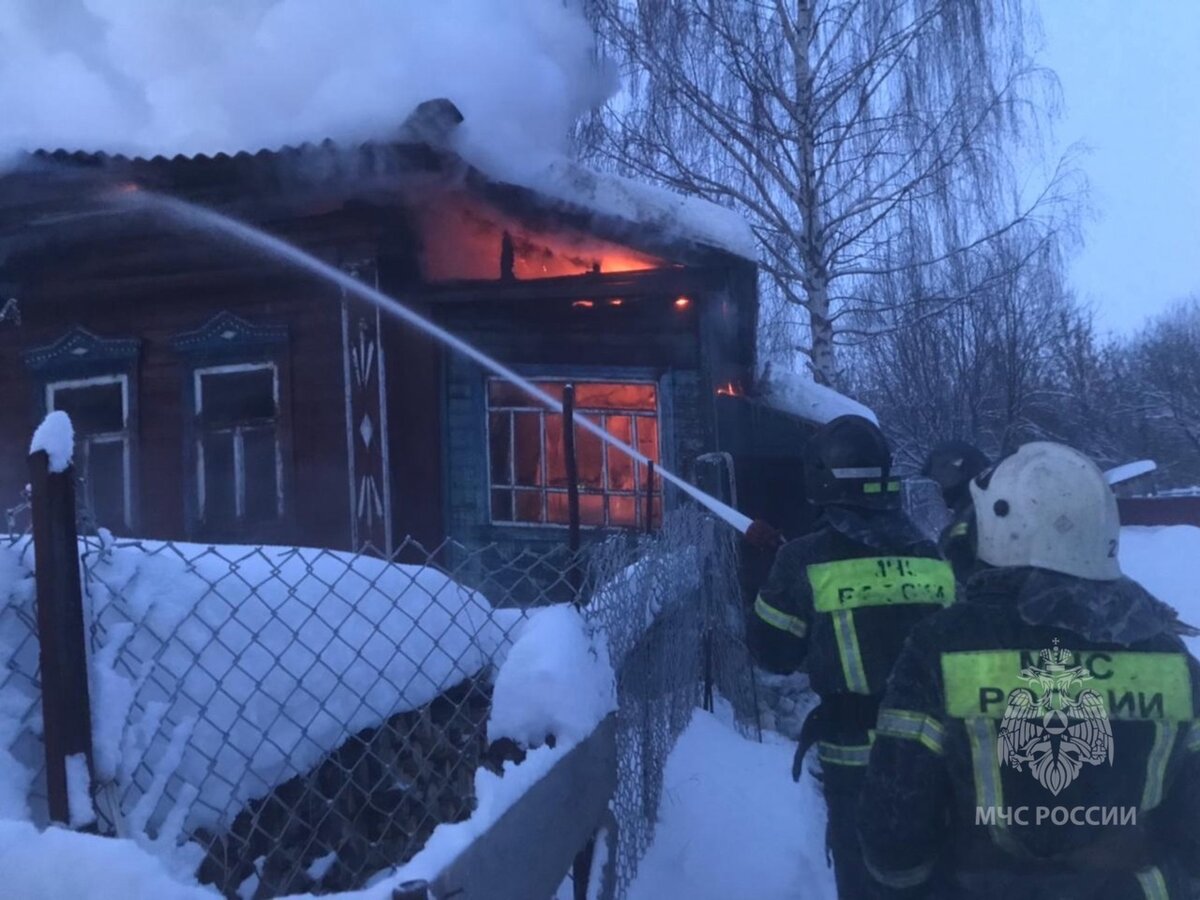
[583,506,758,898]
[0,490,46,825]
[2,471,759,900]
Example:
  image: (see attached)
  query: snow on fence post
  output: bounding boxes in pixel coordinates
[28,421,96,828]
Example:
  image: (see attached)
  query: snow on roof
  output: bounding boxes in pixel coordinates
[757,371,878,426]
[21,139,759,263]
[513,158,759,261]
[29,411,74,473]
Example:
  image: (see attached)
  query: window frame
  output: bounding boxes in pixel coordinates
[44,373,134,531]
[484,376,663,530]
[192,361,285,526]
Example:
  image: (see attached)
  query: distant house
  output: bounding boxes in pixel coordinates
[0,100,844,557]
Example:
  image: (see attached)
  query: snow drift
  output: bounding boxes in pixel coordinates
[0,536,523,836]
[1121,525,1200,655]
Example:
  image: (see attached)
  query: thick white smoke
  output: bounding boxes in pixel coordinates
[0,0,615,176]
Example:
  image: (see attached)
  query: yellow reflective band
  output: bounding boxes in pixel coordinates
[862,480,902,495]
[948,522,969,538]
[831,608,871,694]
[966,716,1027,853]
[941,651,1194,721]
[754,595,808,638]
[876,708,947,755]
[817,739,874,767]
[1141,722,1178,811]
[1135,866,1169,900]
[863,854,934,890]
[808,557,956,613]
[967,717,1004,811]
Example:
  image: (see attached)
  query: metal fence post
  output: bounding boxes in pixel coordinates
[644,460,655,534]
[563,384,583,602]
[29,449,95,826]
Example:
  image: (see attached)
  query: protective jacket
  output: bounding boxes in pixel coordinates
[858,565,1200,899]
[755,505,956,898]
[755,505,955,704]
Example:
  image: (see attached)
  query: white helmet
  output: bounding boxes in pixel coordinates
[970,442,1122,581]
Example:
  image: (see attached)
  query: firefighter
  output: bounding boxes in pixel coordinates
[923,440,990,580]
[752,415,956,898]
[858,442,1200,898]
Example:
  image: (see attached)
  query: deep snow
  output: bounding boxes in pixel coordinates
[622,525,1200,900]
[626,707,835,900]
[0,580,614,900]
[1120,525,1200,654]
[80,539,524,837]
[488,604,617,748]
[0,525,1196,898]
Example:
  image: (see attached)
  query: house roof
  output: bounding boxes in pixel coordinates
[6,134,757,268]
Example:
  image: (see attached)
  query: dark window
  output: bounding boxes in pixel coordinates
[195,365,281,527]
[486,379,661,528]
[47,377,130,530]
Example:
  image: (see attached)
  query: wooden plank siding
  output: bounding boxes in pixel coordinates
[0,153,760,560]
[0,209,393,550]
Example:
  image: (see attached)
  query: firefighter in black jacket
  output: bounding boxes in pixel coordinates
[923,440,990,579]
[859,442,1200,898]
[753,415,956,898]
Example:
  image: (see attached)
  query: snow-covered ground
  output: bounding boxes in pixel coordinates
[0,536,525,837]
[0,525,1196,898]
[0,602,616,900]
[1120,525,1200,653]
[622,524,1200,900]
[626,706,835,900]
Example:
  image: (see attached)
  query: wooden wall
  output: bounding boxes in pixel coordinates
[0,211,390,550]
[0,170,759,562]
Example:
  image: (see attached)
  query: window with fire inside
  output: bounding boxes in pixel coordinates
[486,379,661,530]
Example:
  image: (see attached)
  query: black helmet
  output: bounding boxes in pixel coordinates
[922,440,989,512]
[803,415,900,509]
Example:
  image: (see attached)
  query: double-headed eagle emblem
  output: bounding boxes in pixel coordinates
[997,641,1114,795]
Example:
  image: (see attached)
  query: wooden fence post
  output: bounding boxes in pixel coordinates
[29,449,95,826]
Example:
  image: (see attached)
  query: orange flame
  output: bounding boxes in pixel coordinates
[716,381,743,397]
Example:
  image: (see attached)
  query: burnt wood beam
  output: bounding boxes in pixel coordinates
[414,266,727,304]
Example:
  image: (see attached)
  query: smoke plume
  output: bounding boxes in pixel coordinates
[0,0,615,175]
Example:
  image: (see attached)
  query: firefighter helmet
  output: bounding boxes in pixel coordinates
[803,415,900,509]
[970,442,1121,581]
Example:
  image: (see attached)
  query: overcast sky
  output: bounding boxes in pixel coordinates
[1037,1,1200,335]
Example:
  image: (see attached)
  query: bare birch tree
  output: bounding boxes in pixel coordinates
[580,0,1074,385]
[844,224,1109,467]
[1115,299,1200,487]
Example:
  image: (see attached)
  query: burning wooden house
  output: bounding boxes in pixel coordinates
[0,100,832,555]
